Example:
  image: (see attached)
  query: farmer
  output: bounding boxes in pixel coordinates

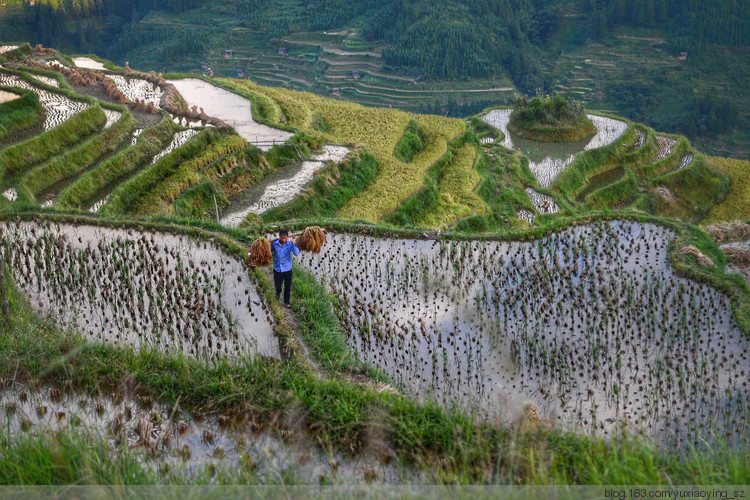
[272,229,299,308]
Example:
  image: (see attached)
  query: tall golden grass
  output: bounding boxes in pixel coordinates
[219,79,465,223]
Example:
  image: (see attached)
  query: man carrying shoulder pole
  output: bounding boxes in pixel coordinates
[271,229,299,308]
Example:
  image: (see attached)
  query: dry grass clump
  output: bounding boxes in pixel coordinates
[703,157,750,224]
[705,221,750,244]
[297,226,326,253]
[654,186,677,203]
[679,245,715,267]
[724,246,750,266]
[248,238,271,267]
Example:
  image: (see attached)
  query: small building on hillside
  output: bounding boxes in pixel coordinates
[331,87,341,96]
[200,61,208,69]
[278,47,288,56]
[677,52,688,60]
[223,49,233,58]
[237,69,245,77]
[352,70,361,79]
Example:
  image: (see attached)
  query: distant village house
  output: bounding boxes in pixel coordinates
[352,70,360,79]
[278,47,287,56]
[677,52,688,60]
[223,49,233,58]
[331,87,341,96]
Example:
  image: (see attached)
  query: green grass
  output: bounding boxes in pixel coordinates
[0,105,105,182]
[261,150,379,223]
[0,86,44,144]
[55,119,175,211]
[1,212,749,484]
[17,110,136,203]
[394,120,424,163]
[290,267,352,372]
[508,95,597,143]
[128,133,248,216]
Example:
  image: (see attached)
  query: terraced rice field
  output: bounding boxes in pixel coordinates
[525,188,560,215]
[72,57,106,70]
[0,89,20,103]
[0,73,89,130]
[220,145,350,227]
[299,221,749,447]
[656,135,677,160]
[109,75,163,107]
[0,220,277,359]
[481,109,627,187]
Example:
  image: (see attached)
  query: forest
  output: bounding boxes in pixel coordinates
[1,0,747,151]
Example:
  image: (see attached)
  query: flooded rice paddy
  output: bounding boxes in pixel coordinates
[481,109,628,187]
[72,57,106,70]
[2,188,18,203]
[151,129,199,164]
[167,78,293,150]
[0,89,19,103]
[678,154,694,170]
[0,45,19,54]
[109,75,163,108]
[220,145,350,227]
[0,72,89,130]
[298,221,750,447]
[722,240,750,288]
[0,384,417,484]
[656,135,677,160]
[525,188,560,216]
[29,74,59,88]
[0,220,278,360]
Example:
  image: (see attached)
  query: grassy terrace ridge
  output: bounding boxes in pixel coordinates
[0,105,105,183]
[507,95,597,143]
[0,86,44,144]
[55,119,175,211]
[0,211,748,485]
[218,78,466,223]
[17,109,136,204]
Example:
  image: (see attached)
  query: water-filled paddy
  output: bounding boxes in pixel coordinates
[109,75,162,107]
[298,221,749,446]
[0,72,89,130]
[167,78,293,150]
[220,145,350,227]
[0,220,277,359]
[0,89,19,103]
[0,383,416,484]
[481,109,627,187]
[72,57,106,70]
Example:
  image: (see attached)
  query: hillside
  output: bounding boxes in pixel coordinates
[0,0,748,158]
[0,43,749,488]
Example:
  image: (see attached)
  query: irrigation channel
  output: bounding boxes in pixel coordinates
[220,145,350,227]
[0,219,278,360]
[481,109,628,188]
[298,221,750,448]
[168,78,294,150]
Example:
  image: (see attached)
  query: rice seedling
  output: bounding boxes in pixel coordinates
[296,221,750,449]
[0,220,276,360]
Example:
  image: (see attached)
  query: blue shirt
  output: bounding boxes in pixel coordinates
[271,239,299,272]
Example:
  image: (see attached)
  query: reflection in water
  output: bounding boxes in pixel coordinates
[481,109,627,187]
[299,222,750,447]
[72,57,106,70]
[168,78,293,151]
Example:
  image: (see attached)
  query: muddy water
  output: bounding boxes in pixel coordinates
[220,145,350,227]
[481,109,627,187]
[298,222,750,446]
[0,72,89,131]
[2,188,17,202]
[167,79,293,151]
[0,220,278,360]
[0,385,416,484]
[72,57,106,70]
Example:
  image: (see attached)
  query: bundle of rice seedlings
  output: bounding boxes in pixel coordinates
[679,245,714,268]
[297,226,326,253]
[705,221,750,244]
[724,246,750,266]
[247,238,272,267]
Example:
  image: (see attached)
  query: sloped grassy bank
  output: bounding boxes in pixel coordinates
[0,212,748,485]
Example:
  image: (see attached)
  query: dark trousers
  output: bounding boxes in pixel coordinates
[274,270,292,304]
